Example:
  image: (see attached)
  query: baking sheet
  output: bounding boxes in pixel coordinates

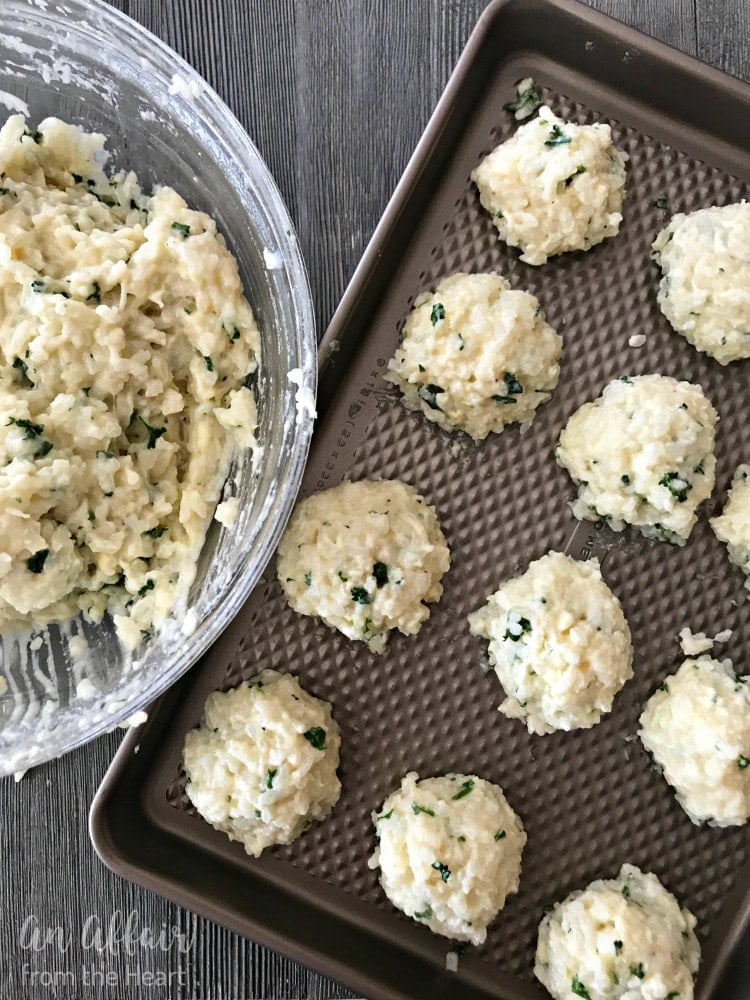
[91,2,750,997]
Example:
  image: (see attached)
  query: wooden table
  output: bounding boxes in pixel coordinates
[1,1,747,997]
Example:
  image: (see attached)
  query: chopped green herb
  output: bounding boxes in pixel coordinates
[373,561,389,587]
[8,416,43,439]
[203,355,215,372]
[494,829,506,841]
[138,415,167,449]
[564,165,587,186]
[304,571,312,587]
[664,993,680,999]
[659,681,669,693]
[431,861,451,883]
[653,196,669,210]
[693,462,704,475]
[303,726,327,750]
[659,471,691,503]
[492,393,516,404]
[621,473,631,485]
[30,279,46,293]
[35,439,53,459]
[418,383,444,411]
[620,375,633,384]
[87,281,101,303]
[12,356,33,388]
[337,571,348,582]
[622,884,631,898]
[137,579,154,598]
[451,779,474,801]
[22,128,42,144]
[504,615,532,641]
[504,372,523,395]
[631,963,645,980]
[571,975,591,999]
[412,803,435,817]
[376,809,393,821]
[227,325,240,343]
[414,906,433,920]
[738,755,749,770]
[96,450,114,460]
[171,221,191,238]
[545,124,571,147]
[503,84,542,117]
[146,526,165,539]
[417,363,425,372]
[430,302,445,325]
[351,586,370,605]
[26,549,49,573]
[614,940,623,954]
[265,768,277,789]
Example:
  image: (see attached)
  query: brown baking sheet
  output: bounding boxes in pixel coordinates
[90,1,750,998]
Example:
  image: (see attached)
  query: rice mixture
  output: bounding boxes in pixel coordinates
[535,864,700,1000]
[711,464,750,592]
[370,771,526,944]
[0,115,260,646]
[385,272,562,440]
[468,551,633,734]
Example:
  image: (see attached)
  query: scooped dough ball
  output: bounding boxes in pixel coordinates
[651,203,750,365]
[471,106,627,266]
[468,551,633,735]
[535,864,700,1000]
[556,374,717,544]
[385,272,562,440]
[711,464,750,591]
[183,669,341,856]
[639,656,750,826]
[277,479,450,653]
[369,772,526,945]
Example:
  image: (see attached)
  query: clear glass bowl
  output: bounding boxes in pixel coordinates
[0,0,316,775]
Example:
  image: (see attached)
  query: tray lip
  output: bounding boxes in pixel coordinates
[90,1,750,998]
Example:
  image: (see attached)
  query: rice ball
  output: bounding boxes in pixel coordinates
[468,551,633,735]
[385,272,562,440]
[535,864,700,1000]
[639,656,750,826]
[276,479,450,653]
[556,374,717,544]
[710,464,750,591]
[369,771,526,945]
[183,669,341,856]
[651,202,750,365]
[471,105,627,266]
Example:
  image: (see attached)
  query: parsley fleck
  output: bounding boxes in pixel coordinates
[494,829,506,840]
[414,906,433,920]
[97,450,114,460]
[22,128,42,144]
[503,84,542,117]
[571,975,591,999]
[545,124,571,147]
[664,993,680,1000]
[418,383,444,411]
[203,355,215,372]
[12,356,33,388]
[564,165,587,186]
[146,527,165,539]
[171,221,191,238]
[430,302,445,325]
[659,471,691,503]
[622,884,631,898]
[659,681,669,693]
[138,415,167,449]
[351,586,370,604]
[738,755,749,770]
[621,474,631,485]
[137,579,154,598]
[504,615,532,641]
[376,809,393,821]
[451,779,474,800]
[614,940,623,954]
[87,281,101,303]
[304,571,312,587]
[631,963,645,980]
[337,571,348,582]
[227,325,241,343]
[26,549,49,573]
[431,861,451,883]
[35,439,53,459]
[30,279,47,293]
[265,768,277,789]
[8,417,43,439]
[412,803,435,817]
[373,562,389,587]
[303,726,326,750]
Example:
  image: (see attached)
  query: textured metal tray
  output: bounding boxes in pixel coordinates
[90,1,750,998]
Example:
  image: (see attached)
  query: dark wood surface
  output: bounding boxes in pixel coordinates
[1,1,748,997]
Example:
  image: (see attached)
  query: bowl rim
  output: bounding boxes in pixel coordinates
[0,0,317,774]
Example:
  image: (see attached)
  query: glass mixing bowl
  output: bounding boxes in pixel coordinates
[0,0,316,775]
